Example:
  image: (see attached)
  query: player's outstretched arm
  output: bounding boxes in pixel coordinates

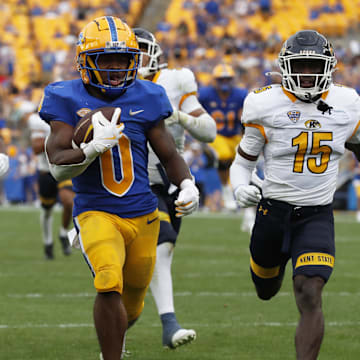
[165,104,216,143]
[147,119,199,216]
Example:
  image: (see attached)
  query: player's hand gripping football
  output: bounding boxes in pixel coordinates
[0,153,9,179]
[82,108,124,160]
[234,184,261,208]
[174,179,200,217]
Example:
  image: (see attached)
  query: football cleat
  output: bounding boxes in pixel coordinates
[44,244,54,260]
[59,234,72,256]
[163,328,197,349]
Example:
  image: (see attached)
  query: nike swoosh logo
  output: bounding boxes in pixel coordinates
[129,109,144,116]
[147,216,159,225]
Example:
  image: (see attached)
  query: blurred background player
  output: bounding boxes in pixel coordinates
[198,64,248,211]
[134,27,216,349]
[0,152,9,179]
[0,129,9,179]
[28,111,73,259]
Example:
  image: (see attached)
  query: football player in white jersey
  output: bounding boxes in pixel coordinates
[0,130,9,179]
[28,112,74,259]
[0,150,9,179]
[230,30,360,359]
[134,28,216,349]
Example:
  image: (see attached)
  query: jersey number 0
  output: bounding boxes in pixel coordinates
[100,135,134,196]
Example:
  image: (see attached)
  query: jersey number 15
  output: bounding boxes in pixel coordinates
[292,131,333,174]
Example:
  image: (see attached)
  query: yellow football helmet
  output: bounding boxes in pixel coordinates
[76,16,140,96]
[212,64,235,93]
[212,64,235,79]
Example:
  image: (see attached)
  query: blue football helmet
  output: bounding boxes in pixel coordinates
[278,30,337,101]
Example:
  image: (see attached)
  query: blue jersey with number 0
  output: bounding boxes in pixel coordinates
[39,78,172,218]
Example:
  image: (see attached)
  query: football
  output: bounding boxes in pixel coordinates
[72,107,120,148]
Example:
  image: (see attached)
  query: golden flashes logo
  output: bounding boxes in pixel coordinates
[305,119,321,129]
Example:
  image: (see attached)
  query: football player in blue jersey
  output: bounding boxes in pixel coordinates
[39,16,199,360]
[198,64,248,210]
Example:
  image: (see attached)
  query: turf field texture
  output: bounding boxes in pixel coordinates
[0,207,359,359]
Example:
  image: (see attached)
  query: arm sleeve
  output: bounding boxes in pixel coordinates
[178,111,217,142]
[45,137,93,181]
[239,126,266,157]
[230,152,257,191]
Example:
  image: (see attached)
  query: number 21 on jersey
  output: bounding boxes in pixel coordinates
[292,131,333,174]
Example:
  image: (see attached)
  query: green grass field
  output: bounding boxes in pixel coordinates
[0,207,359,359]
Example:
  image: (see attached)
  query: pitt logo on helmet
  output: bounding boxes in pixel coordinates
[76,16,140,96]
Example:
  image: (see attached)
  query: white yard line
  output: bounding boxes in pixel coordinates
[0,320,359,330]
[0,206,357,223]
[4,291,360,299]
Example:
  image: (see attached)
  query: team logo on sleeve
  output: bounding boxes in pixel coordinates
[254,86,272,94]
[76,108,92,117]
[287,110,301,123]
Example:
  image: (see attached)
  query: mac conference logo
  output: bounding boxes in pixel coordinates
[287,110,300,123]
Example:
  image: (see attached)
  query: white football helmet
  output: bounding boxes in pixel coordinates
[133,28,167,77]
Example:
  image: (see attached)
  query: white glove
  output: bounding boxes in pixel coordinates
[0,153,9,179]
[234,185,261,208]
[82,108,124,161]
[174,178,199,217]
[165,108,180,127]
[165,109,192,127]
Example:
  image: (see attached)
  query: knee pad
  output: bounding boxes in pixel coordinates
[94,269,121,293]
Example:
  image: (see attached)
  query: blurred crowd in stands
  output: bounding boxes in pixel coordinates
[1,0,360,213]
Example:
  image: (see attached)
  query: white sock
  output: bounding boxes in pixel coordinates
[150,242,175,315]
[59,226,68,237]
[40,208,53,245]
[121,332,126,358]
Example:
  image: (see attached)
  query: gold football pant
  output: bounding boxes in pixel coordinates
[209,134,242,162]
[75,209,159,321]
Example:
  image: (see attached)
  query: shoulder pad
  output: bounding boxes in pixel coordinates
[176,67,197,94]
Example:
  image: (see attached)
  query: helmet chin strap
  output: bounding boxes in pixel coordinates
[304,92,333,115]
